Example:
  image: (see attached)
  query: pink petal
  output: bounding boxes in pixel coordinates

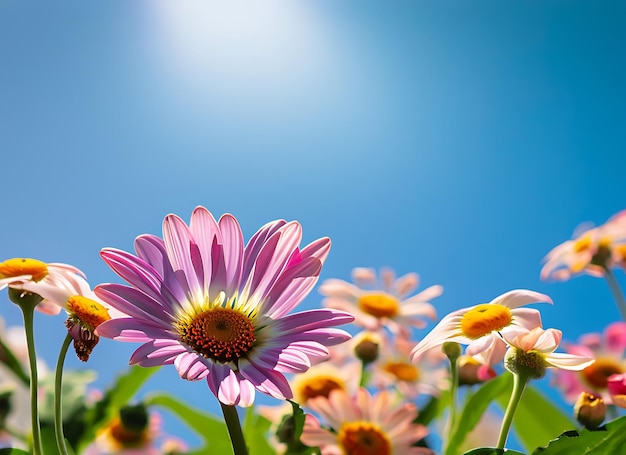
[491,289,553,309]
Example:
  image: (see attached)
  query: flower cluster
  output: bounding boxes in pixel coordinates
[1,206,626,455]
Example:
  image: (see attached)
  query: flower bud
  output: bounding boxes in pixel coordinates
[120,403,150,433]
[574,392,605,429]
[458,356,497,386]
[442,342,462,362]
[353,332,381,365]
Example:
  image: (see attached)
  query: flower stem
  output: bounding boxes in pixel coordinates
[497,371,531,450]
[443,353,459,455]
[220,403,248,455]
[20,301,43,455]
[604,267,626,321]
[54,333,73,455]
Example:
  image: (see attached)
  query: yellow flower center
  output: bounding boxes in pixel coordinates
[0,258,48,282]
[580,357,623,390]
[178,308,256,363]
[338,422,391,455]
[357,293,400,319]
[66,296,110,330]
[460,304,513,339]
[296,375,345,402]
[383,361,420,382]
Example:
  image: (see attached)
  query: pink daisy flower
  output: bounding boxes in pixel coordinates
[94,207,354,407]
[552,322,626,403]
[411,290,551,365]
[320,267,441,336]
[503,327,594,374]
[301,388,433,455]
[541,209,626,281]
[0,258,85,315]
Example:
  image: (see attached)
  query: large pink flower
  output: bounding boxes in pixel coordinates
[301,388,433,455]
[320,267,441,336]
[411,290,551,366]
[552,322,626,403]
[541,209,626,281]
[94,207,353,406]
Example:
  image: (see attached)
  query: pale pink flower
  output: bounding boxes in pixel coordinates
[552,322,626,403]
[0,258,84,315]
[541,209,626,281]
[320,267,441,336]
[301,388,433,455]
[95,207,353,406]
[411,290,550,366]
[371,333,448,399]
[503,327,595,372]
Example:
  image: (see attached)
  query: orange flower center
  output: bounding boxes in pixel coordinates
[297,375,345,402]
[179,308,256,363]
[383,361,420,382]
[66,296,110,329]
[573,236,592,253]
[357,293,400,319]
[338,422,391,455]
[0,258,48,282]
[460,304,512,339]
[581,357,623,389]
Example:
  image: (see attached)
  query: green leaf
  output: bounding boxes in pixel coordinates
[145,392,232,453]
[531,416,626,454]
[243,406,275,455]
[496,384,575,453]
[0,449,31,454]
[416,391,451,427]
[446,374,514,455]
[76,365,158,451]
[462,447,525,455]
[0,337,29,386]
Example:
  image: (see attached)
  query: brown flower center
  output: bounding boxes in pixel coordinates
[581,357,623,389]
[297,376,344,402]
[0,258,48,282]
[460,304,512,339]
[357,293,400,319]
[107,418,149,448]
[338,422,391,455]
[179,308,256,363]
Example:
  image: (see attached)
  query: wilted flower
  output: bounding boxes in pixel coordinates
[301,388,433,455]
[541,210,626,281]
[95,207,353,406]
[320,267,441,336]
[411,290,551,366]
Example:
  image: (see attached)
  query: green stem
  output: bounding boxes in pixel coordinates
[20,301,43,455]
[220,403,248,455]
[359,361,369,387]
[54,333,73,455]
[443,354,459,455]
[497,371,531,450]
[604,267,626,321]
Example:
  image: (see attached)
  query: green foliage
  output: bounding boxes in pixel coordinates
[75,365,158,452]
[496,383,575,453]
[0,337,29,386]
[243,406,275,455]
[462,448,525,455]
[446,373,513,455]
[0,449,31,454]
[532,416,626,454]
[145,392,232,454]
[280,400,320,455]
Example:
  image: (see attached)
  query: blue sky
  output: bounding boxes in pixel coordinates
[1,0,625,451]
